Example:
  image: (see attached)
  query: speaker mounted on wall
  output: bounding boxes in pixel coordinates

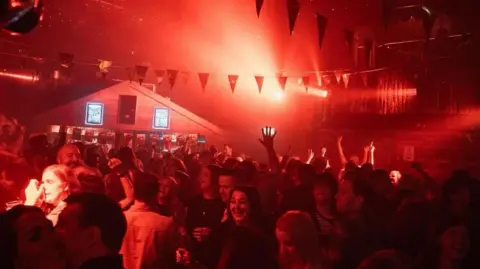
[118,95,137,125]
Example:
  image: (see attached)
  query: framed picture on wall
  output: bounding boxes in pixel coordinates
[85,102,104,125]
[153,108,170,129]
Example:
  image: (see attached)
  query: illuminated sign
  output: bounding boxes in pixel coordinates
[85,102,104,126]
[153,108,170,129]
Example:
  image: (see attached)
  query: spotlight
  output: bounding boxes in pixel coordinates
[1,0,44,35]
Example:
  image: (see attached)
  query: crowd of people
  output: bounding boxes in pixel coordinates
[0,122,479,269]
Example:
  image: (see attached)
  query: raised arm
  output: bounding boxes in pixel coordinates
[259,126,281,173]
[336,136,348,166]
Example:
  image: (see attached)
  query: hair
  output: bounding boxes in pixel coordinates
[357,249,414,269]
[76,174,106,194]
[223,158,240,169]
[65,193,126,252]
[116,147,136,170]
[133,172,159,202]
[206,164,222,188]
[217,226,279,269]
[43,164,81,194]
[0,205,46,269]
[227,186,264,227]
[276,211,321,265]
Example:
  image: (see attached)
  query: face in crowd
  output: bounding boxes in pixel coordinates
[440,225,470,262]
[335,179,364,215]
[229,189,250,225]
[198,166,212,192]
[42,165,75,206]
[57,145,82,168]
[218,174,235,203]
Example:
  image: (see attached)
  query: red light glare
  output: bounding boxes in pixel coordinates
[0,71,38,82]
[312,89,328,98]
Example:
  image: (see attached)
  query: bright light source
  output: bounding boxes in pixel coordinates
[272,91,284,101]
[0,71,38,82]
[312,89,328,98]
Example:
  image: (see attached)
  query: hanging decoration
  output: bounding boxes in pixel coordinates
[167,69,178,89]
[421,6,437,43]
[364,39,373,68]
[316,14,328,49]
[198,73,210,92]
[135,65,149,85]
[228,75,239,93]
[381,0,395,30]
[255,0,264,18]
[286,0,300,35]
[361,72,368,87]
[97,60,112,79]
[179,71,190,84]
[302,76,310,92]
[277,75,287,91]
[255,75,264,94]
[334,71,342,84]
[154,70,165,84]
[59,53,74,69]
[342,73,350,88]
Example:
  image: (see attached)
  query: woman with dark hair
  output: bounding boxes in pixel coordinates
[207,186,274,268]
[216,226,280,269]
[0,205,64,269]
[183,164,225,268]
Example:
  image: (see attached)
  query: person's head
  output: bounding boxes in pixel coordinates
[56,193,126,267]
[389,170,402,185]
[133,172,159,203]
[438,223,470,262]
[228,186,262,226]
[0,205,60,269]
[335,173,373,216]
[198,164,220,193]
[219,169,236,203]
[357,250,414,269]
[157,177,178,203]
[164,157,187,178]
[441,175,471,216]
[57,144,82,168]
[217,226,280,269]
[349,155,360,166]
[275,211,320,268]
[116,147,136,170]
[312,157,328,174]
[235,160,259,186]
[312,173,338,208]
[42,165,80,206]
[76,174,105,194]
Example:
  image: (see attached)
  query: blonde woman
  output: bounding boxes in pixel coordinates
[24,164,80,226]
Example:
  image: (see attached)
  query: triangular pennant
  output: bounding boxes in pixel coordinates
[277,75,287,91]
[287,0,301,35]
[59,53,74,68]
[316,14,328,48]
[382,0,395,30]
[135,65,149,85]
[180,71,190,84]
[167,69,178,89]
[361,72,368,87]
[364,39,373,68]
[228,75,239,93]
[302,76,310,92]
[334,71,342,84]
[198,73,210,92]
[255,76,264,94]
[421,6,437,43]
[154,70,166,84]
[344,29,355,52]
[255,0,264,18]
[342,73,350,88]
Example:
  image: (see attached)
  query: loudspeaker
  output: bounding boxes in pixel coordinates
[118,95,137,125]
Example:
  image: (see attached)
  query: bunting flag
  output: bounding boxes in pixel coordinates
[287,0,301,35]
[97,60,112,79]
[421,6,437,43]
[255,0,264,18]
[135,65,149,85]
[167,69,178,89]
[365,39,373,68]
[59,53,74,68]
[228,75,239,93]
[316,14,328,48]
[381,0,395,30]
[180,71,190,84]
[361,72,368,87]
[302,76,310,92]
[344,29,355,52]
[277,75,287,91]
[342,73,350,88]
[334,71,342,84]
[198,73,210,92]
[154,70,166,84]
[255,75,264,94]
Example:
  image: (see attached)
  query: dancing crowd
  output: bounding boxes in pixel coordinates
[0,122,479,269]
